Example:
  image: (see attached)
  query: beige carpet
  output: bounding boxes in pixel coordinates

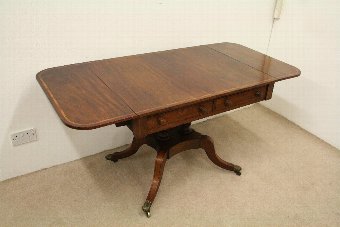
[1,104,339,227]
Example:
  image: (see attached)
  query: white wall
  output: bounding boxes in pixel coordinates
[263,0,340,149]
[0,0,275,181]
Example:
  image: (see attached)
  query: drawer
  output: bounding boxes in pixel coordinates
[146,101,213,133]
[214,86,267,113]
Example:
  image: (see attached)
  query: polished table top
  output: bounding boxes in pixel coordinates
[36,42,300,130]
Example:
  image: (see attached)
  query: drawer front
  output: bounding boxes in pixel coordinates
[146,101,213,133]
[143,85,268,135]
[214,86,267,113]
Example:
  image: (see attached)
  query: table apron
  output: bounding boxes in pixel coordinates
[120,83,274,138]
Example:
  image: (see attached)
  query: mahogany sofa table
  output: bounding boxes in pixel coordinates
[37,42,300,217]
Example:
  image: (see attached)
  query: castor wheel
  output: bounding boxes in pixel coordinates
[233,165,242,176]
[142,201,152,218]
[105,154,118,162]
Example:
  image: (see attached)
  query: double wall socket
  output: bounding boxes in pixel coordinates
[11,128,38,146]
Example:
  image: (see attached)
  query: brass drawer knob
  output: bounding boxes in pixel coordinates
[199,106,209,115]
[157,117,167,125]
[255,90,261,97]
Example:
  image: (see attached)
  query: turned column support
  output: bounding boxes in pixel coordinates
[105,123,242,217]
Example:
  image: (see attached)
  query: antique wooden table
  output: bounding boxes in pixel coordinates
[37,42,300,217]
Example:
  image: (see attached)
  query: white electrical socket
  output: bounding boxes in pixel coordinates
[11,128,38,146]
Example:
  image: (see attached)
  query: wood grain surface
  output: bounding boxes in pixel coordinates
[208,43,301,80]
[36,42,301,129]
[37,63,136,129]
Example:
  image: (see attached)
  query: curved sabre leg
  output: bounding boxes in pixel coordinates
[142,150,167,218]
[105,137,144,162]
[200,135,242,176]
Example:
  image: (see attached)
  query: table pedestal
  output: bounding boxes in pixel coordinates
[105,123,242,217]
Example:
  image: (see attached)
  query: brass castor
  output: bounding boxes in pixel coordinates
[105,154,118,163]
[233,165,242,176]
[142,200,152,218]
